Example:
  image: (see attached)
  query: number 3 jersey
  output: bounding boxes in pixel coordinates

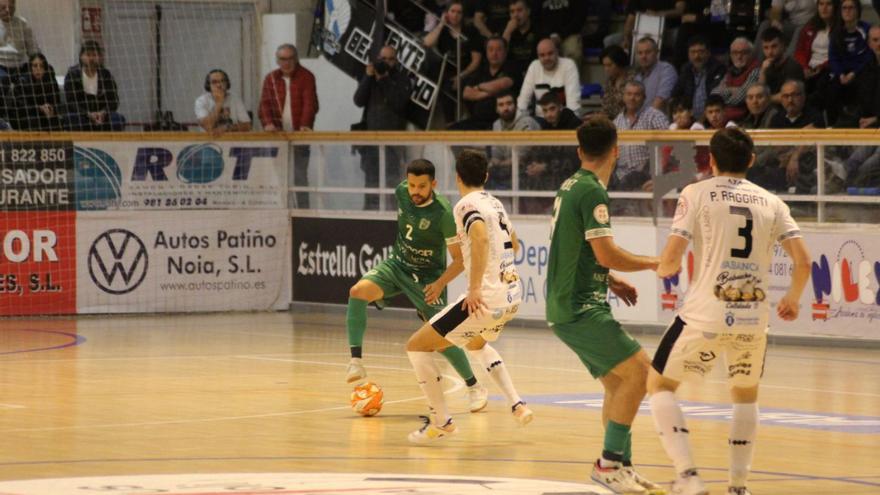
[671,176,801,333]
[454,190,521,308]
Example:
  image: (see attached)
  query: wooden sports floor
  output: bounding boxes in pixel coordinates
[0,306,877,494]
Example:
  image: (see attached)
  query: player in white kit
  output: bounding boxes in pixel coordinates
[649,128,811,495]
[404,150,533,444]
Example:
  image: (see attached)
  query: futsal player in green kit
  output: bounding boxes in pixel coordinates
[546,116,664,494]
[346,158,489,413]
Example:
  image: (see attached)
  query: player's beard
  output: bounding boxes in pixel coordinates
[410,194,427,205]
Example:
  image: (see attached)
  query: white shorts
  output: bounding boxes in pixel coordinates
[429,294,519,347]
[652,316,768,388]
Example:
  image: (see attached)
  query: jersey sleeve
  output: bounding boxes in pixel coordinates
[670,185,698,241]
[455,199,484,235]
[394,181,408,204]
[440,208,459,245]
[772,198,802,243]
[582,186,612,240]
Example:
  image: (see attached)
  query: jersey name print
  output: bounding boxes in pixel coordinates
[671,177,801,333]
[454,190,521,308]
[391,181,458,273]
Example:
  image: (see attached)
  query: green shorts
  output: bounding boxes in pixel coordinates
[362,258,446,319]
[551,308,642,379]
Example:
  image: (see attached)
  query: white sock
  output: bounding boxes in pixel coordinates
[468,344,522,407]
[729,402,758,487]
[407,351,450,423]
[649,391,696,475]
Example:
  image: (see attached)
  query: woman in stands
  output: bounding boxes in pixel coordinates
[794,0,839,117]
[828,0,871,125]
[13,53,63,131]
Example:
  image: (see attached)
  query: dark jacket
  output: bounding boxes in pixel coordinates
[536,107,582,130]
[858,56,880,124]
[672,60,726,108]
[64,64,120,114]
[14,67,63,130]
[353,64,411,130]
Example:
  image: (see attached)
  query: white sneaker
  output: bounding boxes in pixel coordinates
[623,467,666,495]
[467,384,488,412]
[345,359,366,383]
[407,415,457,444]
[590,460,647,494]
[511,401,534,425]
[671,471,708,495]
[728,487,752,495]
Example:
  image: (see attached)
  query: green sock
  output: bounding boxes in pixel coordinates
[602,420,631,462]
[346,297,368,357]
[623,431,633,464]
[439,346,477,386]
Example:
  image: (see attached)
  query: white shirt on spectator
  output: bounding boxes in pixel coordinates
[809,29,829,69]
[517,57,581,118]
[82,70,99,96]
[771,0,816,26]
[281,76,294,131]
[194,92,251,130]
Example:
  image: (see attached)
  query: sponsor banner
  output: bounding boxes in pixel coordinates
[76,210,288,313]
[318,0,449,129]
[0,212,77,315]
[657,228,880,339]
[73,141,287,210]
[0,141,75,211]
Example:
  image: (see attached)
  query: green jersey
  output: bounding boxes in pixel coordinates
[390,181,457,273]
[546,169,613,324]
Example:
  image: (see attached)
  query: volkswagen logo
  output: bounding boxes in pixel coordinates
[88,229,149,294]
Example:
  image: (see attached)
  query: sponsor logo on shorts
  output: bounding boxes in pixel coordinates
[699,351,716,362]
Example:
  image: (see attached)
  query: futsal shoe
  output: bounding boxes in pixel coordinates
[623,467,666,494]
[346,359,366,383]
[728,487,752,495]
[671,471,708,495]
[467,384,489,412]
[511,401,534,425]
[590,460,647,493]
[408,415,457,444]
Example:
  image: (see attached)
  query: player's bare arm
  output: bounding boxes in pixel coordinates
[510,230,520,257]
[608,273,638,306]
[777,237,811,321]
[462,220,489,316]
[424,241,464,304]
[657,235,689,278]
[590,236,660,272]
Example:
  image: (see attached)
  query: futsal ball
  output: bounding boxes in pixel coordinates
[350,382,384,417]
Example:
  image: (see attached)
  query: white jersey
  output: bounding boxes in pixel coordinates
[671,176,801,333]
[454,190,521,308]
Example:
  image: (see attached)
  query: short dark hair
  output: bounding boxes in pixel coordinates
[687,35,709,49]
[495,90,515,102]
[671,96,694,113]
[406,158,436,179]
[456,149,489,187]
[704,94,725,110]
[537,91,560,107]
[600,45,629,68]
[710,128,754,173]
[576,114,617,160]
[761,26,784,44]
[485,35,507,51]
[80,40,103,56]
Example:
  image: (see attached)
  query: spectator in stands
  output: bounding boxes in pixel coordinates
[737,82,780,128]
[608,0,685,56]
[762,0,816,54]
[671,35,725,120]
[13,53,62,131]
[502,0,539,79]
[64,41,125,131]
[633,36,677,112]
[195,69,252,134]
[828,0,870,126]
[712,37,761,122]
[517,38,580,118]
[423,0,481,121]
[793,0,837,112]
[488,91,540,190]
[259,43,318,208]
[453,36,516,130]
[535,0,587,69]
[0,0,39,87]
[857,26,880,129]
[474,0,511,38]
[354,45,411,210]
[672,0,710,67]
[700,94,729,129]
[759,27,805,103]
[771,79,825,128]
[535,91,582,130]
[600,45,632,120]
[668,97,704,129]
[612,80,669,191]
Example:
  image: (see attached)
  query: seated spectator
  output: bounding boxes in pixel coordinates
[672,36,725,120]
[13,53,62,131]
[599,45,632,120]
[423,0,482,119]
[535,92,582,130]
[0,0,39,88]
[612,80,670,191]
[736,82,780,129]
[535,0,587,69]
[771,79,825,128]
[452,36,516,130]
[474,0,511,38]
[793,0,836,112]
[63,41,125,131]
[828,0,870,126]
[195,69,252,133]
[761,0,816,54]
[711,37,761,122]
[502,0,539,79]
[700,94,729,129]
[607,0,685,57]
[668,97,705,129]
[673,0,710,67]
[517,38,580,118]
[489,91,540,190]
[759,26,805,103]
[633,36,678,112]
[857,26,880,129]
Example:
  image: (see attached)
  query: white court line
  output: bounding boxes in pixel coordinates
[0,404,25,409]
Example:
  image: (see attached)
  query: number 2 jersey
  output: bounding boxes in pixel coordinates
[390,181,458,276]
[671,176,801,333]
[454,190,521,308]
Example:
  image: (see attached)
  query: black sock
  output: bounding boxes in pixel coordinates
[465,376,477,387]
[350,346,362,359]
